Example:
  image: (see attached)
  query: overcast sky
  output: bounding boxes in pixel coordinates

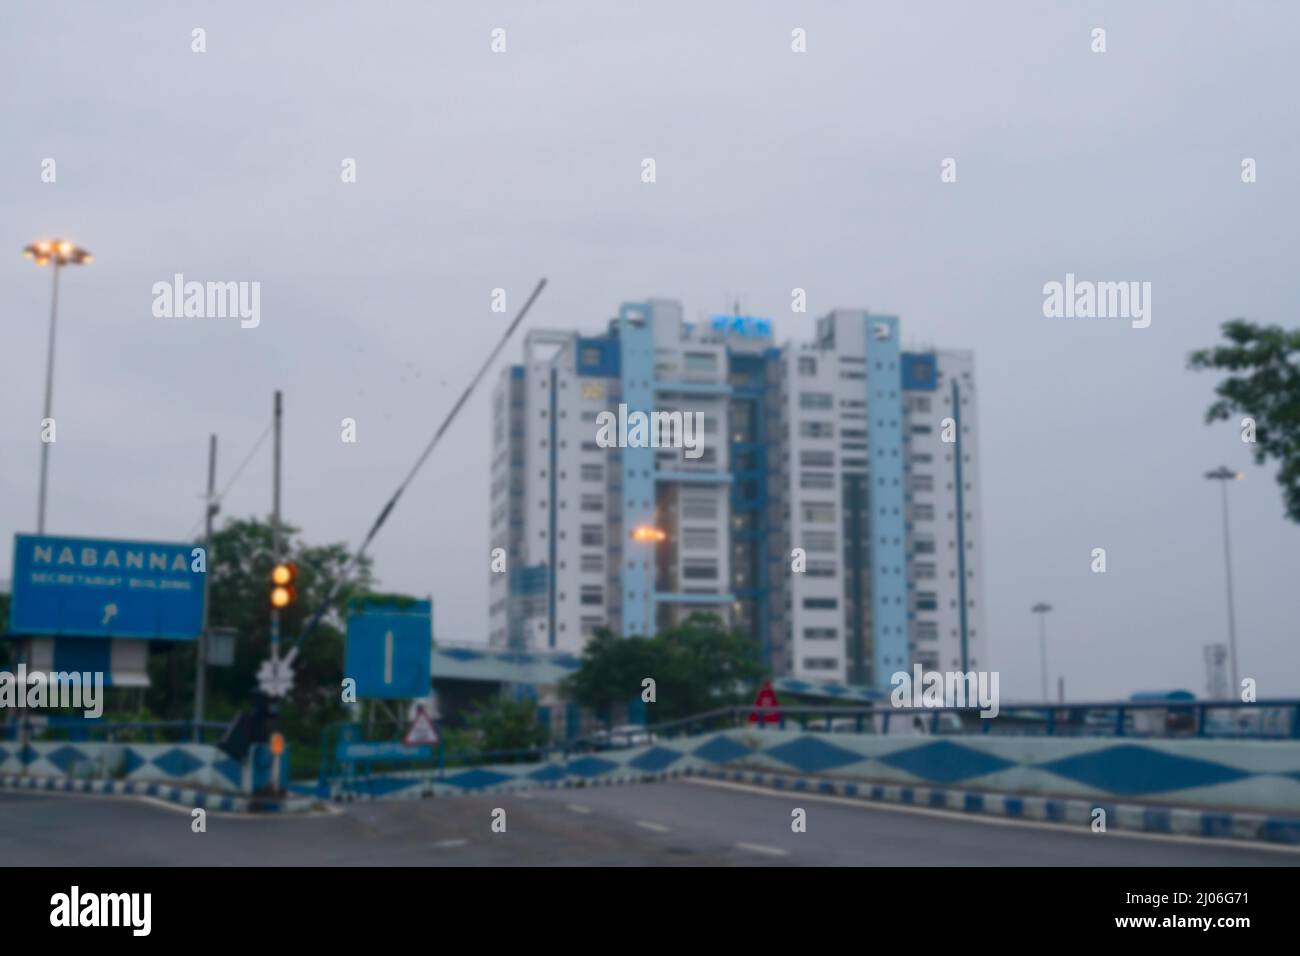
[3,1,1298,700]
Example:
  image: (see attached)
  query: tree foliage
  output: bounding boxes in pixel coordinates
[146,516,378,745]
[1189,319,1300,521]
[463,696,548,754]
[562,613,764,724]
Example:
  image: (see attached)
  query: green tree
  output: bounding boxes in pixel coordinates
[463,695,548,754]
[563,613,764,725]
[147,516,377,747]
[1190,319,1300,521]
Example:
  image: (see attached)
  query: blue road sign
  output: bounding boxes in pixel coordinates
[345,602,433,699]
[335,741,433,763]
[8,534,204,640]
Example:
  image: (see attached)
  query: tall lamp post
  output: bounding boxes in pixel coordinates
[23,238,93,534]
[1205,466,1243,694]
[1031,602,1053,703]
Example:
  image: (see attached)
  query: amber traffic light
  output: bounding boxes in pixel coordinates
[270,562,297,608]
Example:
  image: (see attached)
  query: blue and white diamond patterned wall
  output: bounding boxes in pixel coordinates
[329,728,1300,816]
[0,742,247,794]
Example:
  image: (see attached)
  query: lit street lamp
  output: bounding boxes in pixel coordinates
[23,238,93,534]
[628,523,666,636]
[1205,466,1244,694]
[1031,602,1053,702]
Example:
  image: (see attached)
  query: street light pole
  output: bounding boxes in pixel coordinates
[1031,602,1052,703]
[37,260,60,534]
[1205,466,1243,694]
[194,434,219,741]
[24,239,92,534]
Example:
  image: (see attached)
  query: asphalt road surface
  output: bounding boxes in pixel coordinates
[2,779,1295,866]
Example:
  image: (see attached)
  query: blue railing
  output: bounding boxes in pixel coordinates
[0,718,228,745]
[633,699,1300,741]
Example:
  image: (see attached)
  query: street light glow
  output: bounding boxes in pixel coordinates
[23,239,92,268]
[630,524,666,543]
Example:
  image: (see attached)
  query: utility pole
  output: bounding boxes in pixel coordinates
[271,391,283,653]
[1031,602,1053,703]
[193,434,218,741]
[1204,467,1242,693]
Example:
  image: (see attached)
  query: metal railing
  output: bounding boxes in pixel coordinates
[0,718,229,745]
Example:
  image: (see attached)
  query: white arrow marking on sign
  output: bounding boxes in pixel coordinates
[384,630,394,685]
[101,603,119,626]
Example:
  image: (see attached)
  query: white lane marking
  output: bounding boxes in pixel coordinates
[566,803,591,815]
[0,787,337,820]
[737,841,789,857]
[432,838,468,849]
[686,778,1300,856]
[636,820,670,833]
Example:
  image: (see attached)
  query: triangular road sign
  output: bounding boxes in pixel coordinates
[404,705,439,746]
[748,680,781,724]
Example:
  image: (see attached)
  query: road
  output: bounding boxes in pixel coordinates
[2,779,1295,866]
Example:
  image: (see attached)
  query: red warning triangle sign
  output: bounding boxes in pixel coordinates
[748,680,781,724]
[404,706,439,746]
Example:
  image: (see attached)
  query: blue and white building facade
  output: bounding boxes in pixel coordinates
[488,299,985,692]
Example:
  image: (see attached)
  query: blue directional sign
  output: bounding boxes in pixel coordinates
[335,741,433,763]
[8,534,204,640]
[345,601,433,699]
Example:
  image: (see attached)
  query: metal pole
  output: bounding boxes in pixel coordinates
[37,261,61,534]
[194,434,217,741]
[1218,479,1240,694]
[271,390,282,653]
[1038,613,1048,703]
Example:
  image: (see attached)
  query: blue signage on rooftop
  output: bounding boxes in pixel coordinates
[710,314,773,338]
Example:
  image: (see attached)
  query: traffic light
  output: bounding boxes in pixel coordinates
[269,561,297,609]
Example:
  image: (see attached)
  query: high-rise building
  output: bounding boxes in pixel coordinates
[488,298,986,692]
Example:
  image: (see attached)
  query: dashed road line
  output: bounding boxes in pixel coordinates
[736,841,789,857]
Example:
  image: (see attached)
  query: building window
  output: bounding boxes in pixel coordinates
[800,450,835,468]
[914,620,939,641]
[683,528,719,550]
[800,420,834,439]
[798,356,817,376]
[581,463,604,482]
[801,502,835,524]
[916,591,938,611]
[912,502,935,521]
[581,494,604,513]
[580,586,604,606]
[802,597,838,610]
[684,352,717,373]
[799,392,833,410]
[804,532,837,553]
[803,657,839,671]
[806,561,837,578]
[913,561,936,580]
[581,525,603,547]
[911,474,934,493]
[580,554,603,573]
[800,472,835,490]
[803,628,838,641]
[682,497,717,520]
[683,560,718,580]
